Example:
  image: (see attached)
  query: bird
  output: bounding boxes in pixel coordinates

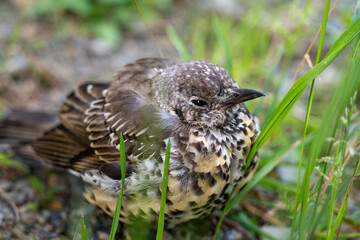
[1,58,264,226]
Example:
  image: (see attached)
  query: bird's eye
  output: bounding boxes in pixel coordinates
[191,99,208,107]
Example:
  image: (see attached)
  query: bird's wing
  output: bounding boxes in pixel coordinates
[32,58,178,174]
[32,83,109,171]
[86,88,178,164]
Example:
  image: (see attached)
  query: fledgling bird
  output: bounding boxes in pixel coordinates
[2,58,264,226]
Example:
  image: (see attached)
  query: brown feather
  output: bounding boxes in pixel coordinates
[31,59,176,171]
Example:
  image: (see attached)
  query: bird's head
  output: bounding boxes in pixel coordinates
[152,61,264,128]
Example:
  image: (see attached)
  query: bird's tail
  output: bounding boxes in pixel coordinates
[0,110,59,157]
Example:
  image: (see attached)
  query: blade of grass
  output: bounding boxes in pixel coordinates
[294,1,331,238]
[166,26,191,61]
[326,123,343,239]
[109,133,126,240]
[156,139,171,240]
[0,153,29,172]
[80,214,88,240]
[308,118,338,238]
[328,103,353,239]
[72,220,80,240]
[29,176,46,197]
[331,153,359,239]
[351,0,360,50]
[315,232,360,239]
[212,15,233,77]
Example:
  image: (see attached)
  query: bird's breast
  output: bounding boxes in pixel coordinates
[162,120,257,222]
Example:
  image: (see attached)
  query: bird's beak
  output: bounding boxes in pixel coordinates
[223,88,265,108]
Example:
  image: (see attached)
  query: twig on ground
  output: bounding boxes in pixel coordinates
[0,187,20,223]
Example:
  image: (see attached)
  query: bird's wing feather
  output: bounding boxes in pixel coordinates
[32,58,178,175]
[59,82,109,141]
[86,89,178,164]
[32,83,109,171]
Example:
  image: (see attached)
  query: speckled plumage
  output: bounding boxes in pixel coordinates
[30,58,264,226]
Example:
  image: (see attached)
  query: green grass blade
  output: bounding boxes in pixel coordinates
[72,220,80,240]
[80,214,88,240]
[315,232,360,239]
[315,0,331,64]
[326,124,342,239]
[297,1,331,239]
[156,139,171,240]
[0,153,29,172]
[109,133,126,240]
[351,0,360,50]
[309,117,338,238]
[166,26,191,61]
[292,78,315,236]
[326,14,360,58]
[212,15,233,77]
[29,176,46,196]
[328,150,360,239]
[246,17,360,168]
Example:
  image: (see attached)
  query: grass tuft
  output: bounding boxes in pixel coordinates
[214,15,360,240]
